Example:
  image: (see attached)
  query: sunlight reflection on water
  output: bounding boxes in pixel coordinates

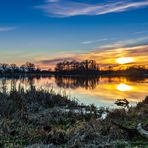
[116,83,133,92]
[0,76,147,108]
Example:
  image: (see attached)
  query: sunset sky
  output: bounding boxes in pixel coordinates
[0,0,148,69]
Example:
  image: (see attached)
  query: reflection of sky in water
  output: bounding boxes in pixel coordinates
[0,76,148,108]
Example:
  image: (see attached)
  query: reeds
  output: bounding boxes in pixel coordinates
[0,84,147,147]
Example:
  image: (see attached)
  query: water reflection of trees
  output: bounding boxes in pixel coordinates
[0,75,147,92]
[101,76,148,83]
[55,76,148,90]
[55,76,100,90]
[0,75,53,91]
[0,77,36,92]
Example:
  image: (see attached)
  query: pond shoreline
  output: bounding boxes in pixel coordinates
[0,72,148,77]
[0,75,147,108]
[0,86,147,147]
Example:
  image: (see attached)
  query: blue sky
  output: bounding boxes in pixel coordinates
[0,0,148,68]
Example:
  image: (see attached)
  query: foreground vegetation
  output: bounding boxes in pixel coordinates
[0,85,148,147]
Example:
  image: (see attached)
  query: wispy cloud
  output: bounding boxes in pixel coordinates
[82,38,108,45]
[37,36,148,70]
[134,30,148,34]
[91,36,148,51]
[80,45,148,67]
[46,0,59,2]
[0,26,17,32]
[40,57,75,65]
[35,0,148,18]
[38,44,148,70]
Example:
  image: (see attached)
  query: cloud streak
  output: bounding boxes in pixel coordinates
[40,57,76,65]
[82,38,108,45]
[38,44,148,70]
[0,26,17,32]
[46,0,59,2]
[36,0,148,17]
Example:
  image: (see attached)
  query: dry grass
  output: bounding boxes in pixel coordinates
[0,85,148,147]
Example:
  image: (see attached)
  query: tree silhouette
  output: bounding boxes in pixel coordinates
[55,60,100,74]
[25,62,35,72]
[10,64,18,72]
[0,63,9,71]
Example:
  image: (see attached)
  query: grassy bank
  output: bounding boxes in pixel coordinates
[0,86,148,148]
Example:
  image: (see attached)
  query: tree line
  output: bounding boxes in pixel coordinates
[0,62,40,73]
[55,60,100,74]
[0,60,148,76]
[101,65,148,77]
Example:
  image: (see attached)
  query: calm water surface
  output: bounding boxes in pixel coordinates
[0,76,148,108]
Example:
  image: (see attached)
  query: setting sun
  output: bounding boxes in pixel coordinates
[116,57,134,64]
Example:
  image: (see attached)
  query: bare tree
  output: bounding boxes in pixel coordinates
[25,62,35,72]
[0,63,9,72]
[10,64,17,72]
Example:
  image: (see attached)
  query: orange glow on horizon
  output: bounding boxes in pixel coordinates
[23,45,148,71]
